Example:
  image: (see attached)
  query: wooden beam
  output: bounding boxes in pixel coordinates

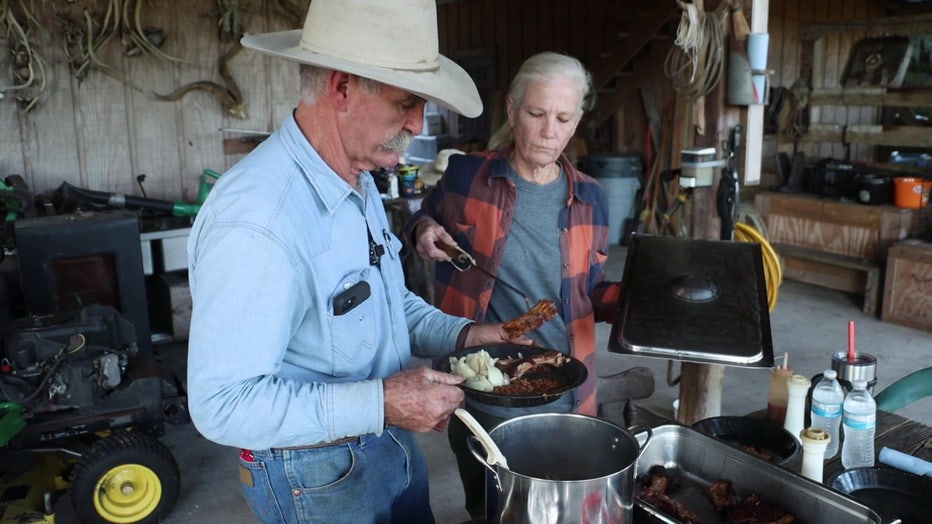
[800,12,932,41]
[799,123,932,148]
[743,0,769,186]
[809,87,932,108]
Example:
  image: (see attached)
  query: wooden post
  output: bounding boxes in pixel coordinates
[677,362,724,424]
[743,0,770,185]
[676,0,768,424]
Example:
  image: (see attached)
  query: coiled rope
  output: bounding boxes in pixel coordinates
[664,1,727,100]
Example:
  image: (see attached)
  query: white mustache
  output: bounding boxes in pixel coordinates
[383,131,414,155]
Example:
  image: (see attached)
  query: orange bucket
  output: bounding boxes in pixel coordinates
[893,177,928,208]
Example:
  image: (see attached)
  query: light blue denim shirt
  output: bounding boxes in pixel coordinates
[186,113,470,450]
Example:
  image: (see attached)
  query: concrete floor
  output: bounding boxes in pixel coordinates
[152,244,932,524]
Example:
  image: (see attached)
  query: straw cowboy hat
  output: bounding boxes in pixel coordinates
[415,148,465,187]
[240,0,482,118]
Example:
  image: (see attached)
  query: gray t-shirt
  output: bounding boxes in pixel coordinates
[472,165,572,417]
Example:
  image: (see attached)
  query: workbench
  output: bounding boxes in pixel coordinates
[754,192,929,316]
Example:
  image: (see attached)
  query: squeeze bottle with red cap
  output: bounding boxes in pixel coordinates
[767,353,793,426]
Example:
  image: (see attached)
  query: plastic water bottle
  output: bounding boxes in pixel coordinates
[810,369,845,458]
[841,378,876,469]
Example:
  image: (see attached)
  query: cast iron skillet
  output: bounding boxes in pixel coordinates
[692,416,801,466]
[433,344,588,408]
[828,467,932,524]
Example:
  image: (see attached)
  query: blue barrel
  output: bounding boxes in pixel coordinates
[585,154,643,244]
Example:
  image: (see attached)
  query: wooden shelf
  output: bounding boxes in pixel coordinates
[809,87,932,108]
[799,123,932,148]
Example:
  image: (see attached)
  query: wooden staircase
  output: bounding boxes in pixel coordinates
[587,0,681,129]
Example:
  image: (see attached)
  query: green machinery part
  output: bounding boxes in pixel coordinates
[171,169,222,217]
[0,402,26,447]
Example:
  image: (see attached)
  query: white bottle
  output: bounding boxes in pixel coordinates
[810,369,845,458]
[387,169,400,199]
[841,378,876,469]
[800,428,831,482]
[783,374,811,444]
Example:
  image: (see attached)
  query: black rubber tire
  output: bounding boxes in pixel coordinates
[70,431,180,524]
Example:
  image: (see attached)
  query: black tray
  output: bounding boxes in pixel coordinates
[609,234,774,367]
[828,467,932,524]
[434,344,587,408]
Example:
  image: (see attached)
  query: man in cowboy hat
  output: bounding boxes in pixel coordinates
[185,1,525,522]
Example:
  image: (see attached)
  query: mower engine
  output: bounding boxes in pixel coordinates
[1,304,138,413]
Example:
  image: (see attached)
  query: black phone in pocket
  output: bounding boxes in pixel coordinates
[333,281,370,316]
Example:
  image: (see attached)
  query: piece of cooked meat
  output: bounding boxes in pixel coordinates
[638,468,702,524]
[708,479,737,512]
[495,350,570,379]
[502,299,559,338]
[722,493,796,524]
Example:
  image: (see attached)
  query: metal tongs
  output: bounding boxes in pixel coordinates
[434,241,532,309]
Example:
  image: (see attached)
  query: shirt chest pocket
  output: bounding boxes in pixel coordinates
[328,277,377,376]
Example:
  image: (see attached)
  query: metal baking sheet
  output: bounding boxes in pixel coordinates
[632,424,882,524]
[609,233,774,367]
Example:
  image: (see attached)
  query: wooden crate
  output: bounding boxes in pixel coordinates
[882,240,932,332]
[754,192,923,263]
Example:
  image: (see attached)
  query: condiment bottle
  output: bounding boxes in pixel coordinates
[767,354,794,426]
[783,374,811,443]
[800,428,831,482]
[387,167,400,199]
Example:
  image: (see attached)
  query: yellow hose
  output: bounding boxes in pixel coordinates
[734,221,782,311]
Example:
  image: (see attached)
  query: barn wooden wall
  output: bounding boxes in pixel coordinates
[437,0,668,156]
[0,0,304,201]
[767,0,889,164]
[0,0,910,202]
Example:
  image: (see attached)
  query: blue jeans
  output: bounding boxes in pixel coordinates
[238,427,434,523]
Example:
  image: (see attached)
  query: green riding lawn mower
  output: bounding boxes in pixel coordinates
[0,174,203,523]
[0,305,190,524]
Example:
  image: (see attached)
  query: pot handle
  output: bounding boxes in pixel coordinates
[466,435,503,492]
[627,424,653,457]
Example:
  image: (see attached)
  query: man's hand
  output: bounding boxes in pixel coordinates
[413,218,459,262]
[465,323,536,347]
[384,367,465,432]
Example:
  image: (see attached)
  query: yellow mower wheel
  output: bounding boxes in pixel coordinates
[92,462,163,522]
[70,431,179,524]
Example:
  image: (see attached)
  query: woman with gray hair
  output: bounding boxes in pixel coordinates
[487,51,596,150]
[406,51,623,519]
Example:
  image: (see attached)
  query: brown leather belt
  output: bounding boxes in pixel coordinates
[273,435,360,451]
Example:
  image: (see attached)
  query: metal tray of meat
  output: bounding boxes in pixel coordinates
[630,424,882,524]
